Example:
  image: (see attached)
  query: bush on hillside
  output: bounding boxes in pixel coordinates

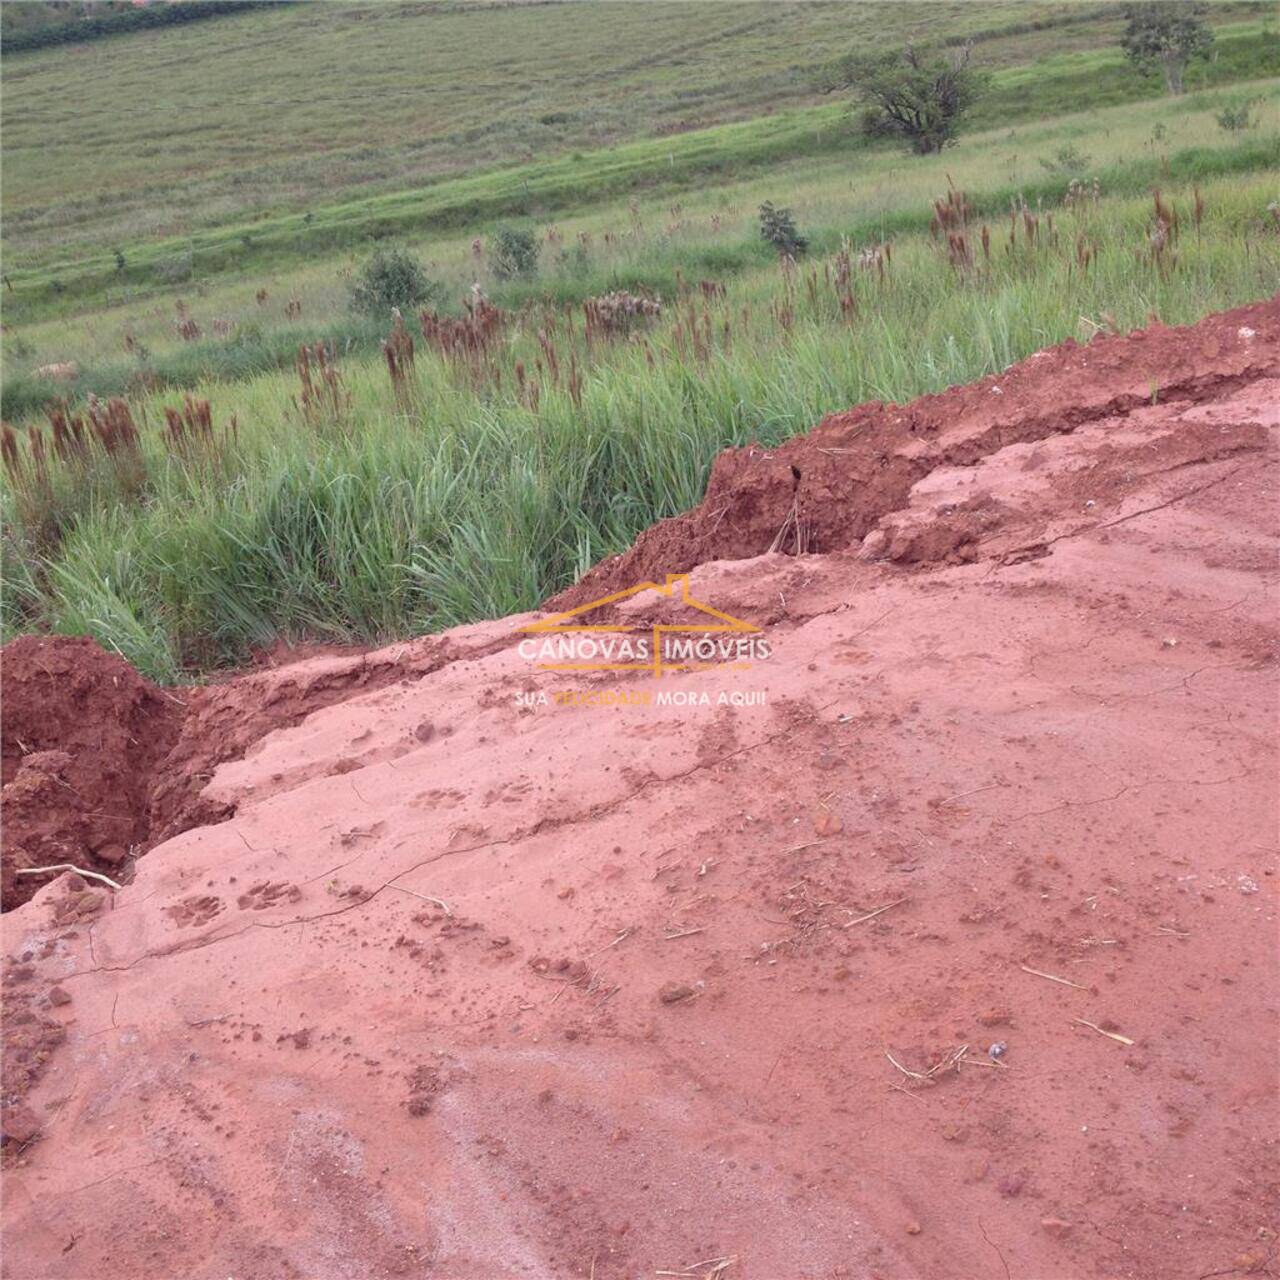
[349,246,440,317]
[1121,1,1214,97]
[821,44,988,155]
[1216,100,1258,133]
[759,202,809,258]
[489,225,540,281]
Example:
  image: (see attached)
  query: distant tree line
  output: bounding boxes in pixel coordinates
[2,0,290,55]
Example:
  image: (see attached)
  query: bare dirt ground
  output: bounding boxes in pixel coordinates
[2,300,1277,1279]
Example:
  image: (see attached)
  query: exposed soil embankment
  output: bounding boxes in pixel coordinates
[549,298,1279,608]
[0,636,181,910]
[5,302,1273,914]
[1,301,1276,1280]
[1,632,517,910]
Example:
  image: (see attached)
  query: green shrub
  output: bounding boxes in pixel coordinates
[758,202,808,258]
[1216,101,1257,132]
[1039,143,1093,174]
[349,245,440,317]
[489,225,540,280]
[153,253,193,286]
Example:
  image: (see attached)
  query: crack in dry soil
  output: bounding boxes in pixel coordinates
[994,454,1265,567]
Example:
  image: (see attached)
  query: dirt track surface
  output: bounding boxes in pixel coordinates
[2,301,1278,1279]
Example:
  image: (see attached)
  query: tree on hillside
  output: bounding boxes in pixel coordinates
[1121,2,1214,96]
[821,44,989,156]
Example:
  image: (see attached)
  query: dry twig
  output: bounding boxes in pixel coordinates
[656,1256,736,1279]
[592,927,634,955]
[1019,964,1086,990]
[842,898,907,928]
[1072,1018,1134,1046]
[388,885,452,914]
[885,1050,929,1081]
[16,864,122,890]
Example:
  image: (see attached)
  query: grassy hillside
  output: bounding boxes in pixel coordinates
[2,0,1267,274]
[4,14,1276,329]
[3,73,1276,417]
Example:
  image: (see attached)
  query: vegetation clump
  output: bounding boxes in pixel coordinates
[349,246,440,317]
[758,202,808,258]
[489,225,540,281]
[1040,144,1092,175]
[583,291,661,340]
[1216,100,1258,133]
[293,341,351,427]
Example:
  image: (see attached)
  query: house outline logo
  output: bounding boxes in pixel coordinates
[519,572,763,678]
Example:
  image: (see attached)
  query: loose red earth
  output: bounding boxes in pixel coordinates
[2,300,1277,1279]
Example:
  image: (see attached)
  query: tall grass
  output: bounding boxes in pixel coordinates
[5,118,1276,419]
[3,172,1275,681]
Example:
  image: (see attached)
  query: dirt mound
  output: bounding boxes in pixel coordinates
[549,297,1279,610]
[2,629,521,913]
[0,635,182,910]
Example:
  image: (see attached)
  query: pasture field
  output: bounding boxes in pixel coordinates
[5,0,1264,272]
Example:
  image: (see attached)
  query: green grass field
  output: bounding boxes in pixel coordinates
[5,0,1230,268]
[3,64,1276,416]
[5,158,1276,678]
[3,7,1273,322]
[2,1,1278,677]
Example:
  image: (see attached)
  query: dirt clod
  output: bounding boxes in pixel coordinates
[0,1103,41,1145]
[658,982,696,1004]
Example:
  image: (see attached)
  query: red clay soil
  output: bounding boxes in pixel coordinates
[1,301,1277,1280]
[0,632,518,911]
[0,636,182,911]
